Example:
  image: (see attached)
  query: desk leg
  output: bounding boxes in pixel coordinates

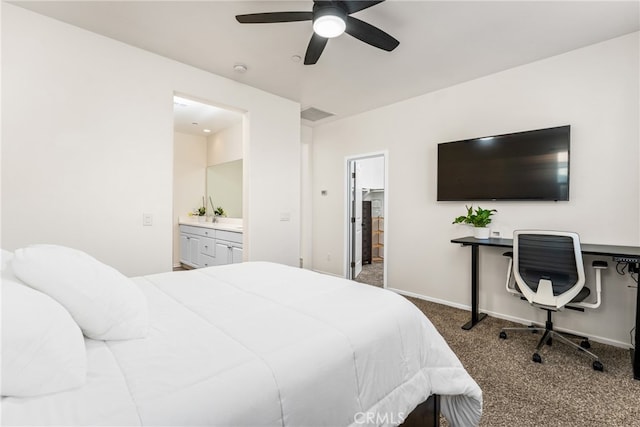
[462,244,487,330]
[634,262,640,380]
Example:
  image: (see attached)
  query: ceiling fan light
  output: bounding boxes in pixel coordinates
[313,14,346,38]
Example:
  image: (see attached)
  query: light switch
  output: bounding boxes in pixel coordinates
[143,213,153,226]
[280,212,291,221]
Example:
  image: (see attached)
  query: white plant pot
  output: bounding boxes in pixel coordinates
[473,226,490,239]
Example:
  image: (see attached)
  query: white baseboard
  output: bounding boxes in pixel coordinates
[388,288,633,350]
[388,288,471,311]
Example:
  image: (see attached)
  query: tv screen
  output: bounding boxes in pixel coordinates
[437,125,570,201]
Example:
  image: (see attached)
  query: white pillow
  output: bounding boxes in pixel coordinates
[12,245,149,340]
[1,249,13,271]
[1,275,87,397]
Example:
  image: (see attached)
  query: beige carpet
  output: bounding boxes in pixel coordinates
[354,261,384,287]
[404,297,640,427]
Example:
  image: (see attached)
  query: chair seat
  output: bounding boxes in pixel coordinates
[515,283,590,303]
[570,287,590,303]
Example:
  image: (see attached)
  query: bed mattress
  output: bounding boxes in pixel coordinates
[2,262,481,426]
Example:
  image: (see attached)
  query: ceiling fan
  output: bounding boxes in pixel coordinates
[235,0,399,65]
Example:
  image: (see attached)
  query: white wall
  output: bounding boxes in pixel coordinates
[301,125,313,269]
[359,156,385,218]
[207,121,243,166]
[173,132,207,267]
[311,32,640,347]
[358,156,385,189]
[2,4,301,276]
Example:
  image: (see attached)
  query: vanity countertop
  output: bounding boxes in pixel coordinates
[178,217,243,232]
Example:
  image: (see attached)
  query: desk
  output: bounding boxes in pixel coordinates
[451,236,640,380]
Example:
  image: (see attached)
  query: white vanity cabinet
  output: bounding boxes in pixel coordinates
[212,230,244,266]
[179,232,201,267]
[179,224,242,268]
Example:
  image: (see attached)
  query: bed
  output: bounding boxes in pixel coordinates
[1,246,482,427]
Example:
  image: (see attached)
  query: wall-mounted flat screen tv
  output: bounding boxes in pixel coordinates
[437,125,570,201]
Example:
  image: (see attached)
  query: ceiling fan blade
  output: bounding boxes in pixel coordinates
[304,33,329,65]
[339,0,385,15]
[345,16,399,51]
[235,12,313,24]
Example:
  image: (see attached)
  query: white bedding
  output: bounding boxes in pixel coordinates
[1,262,482,426]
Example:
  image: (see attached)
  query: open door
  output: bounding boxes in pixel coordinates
[349,161,363,279]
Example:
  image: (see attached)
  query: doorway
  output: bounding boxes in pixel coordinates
[346,152,387,288]
[172,94,244,268]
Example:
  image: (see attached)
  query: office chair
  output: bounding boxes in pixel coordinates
[499,230,608,371]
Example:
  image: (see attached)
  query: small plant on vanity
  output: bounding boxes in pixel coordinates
[187,207,206,217]
[194,197,206,218]
[214,207,225,217]
[189,205,207,222]
[452,205,497,239]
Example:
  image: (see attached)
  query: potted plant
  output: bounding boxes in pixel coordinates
[452,205,497,239]
[192,206,206,222]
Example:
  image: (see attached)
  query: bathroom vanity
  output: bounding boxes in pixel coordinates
[179,220,243,268]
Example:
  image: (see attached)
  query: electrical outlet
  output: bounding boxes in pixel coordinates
[142,213,153,226]
[327,253,331,261]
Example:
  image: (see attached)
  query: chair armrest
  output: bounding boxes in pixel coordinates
[570,260,607,309]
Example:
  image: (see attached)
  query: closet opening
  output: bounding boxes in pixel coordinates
[346,152,387,288]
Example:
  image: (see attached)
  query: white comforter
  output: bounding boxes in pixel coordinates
[2,262,481,426]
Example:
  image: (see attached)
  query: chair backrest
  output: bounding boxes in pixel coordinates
[513,230,586,309]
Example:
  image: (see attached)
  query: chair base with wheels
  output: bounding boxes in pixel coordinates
[499,309,604,371]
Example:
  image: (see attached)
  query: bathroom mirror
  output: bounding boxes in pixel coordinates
[206,159,242,218]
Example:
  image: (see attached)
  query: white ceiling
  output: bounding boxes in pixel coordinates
[12,1,640,125]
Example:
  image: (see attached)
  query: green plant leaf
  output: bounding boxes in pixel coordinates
[452,205,497,227]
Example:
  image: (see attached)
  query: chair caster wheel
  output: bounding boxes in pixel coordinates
[593,360,604,371]
[499,331,507,339]
[580,340,591,349]
[532,353,542,363]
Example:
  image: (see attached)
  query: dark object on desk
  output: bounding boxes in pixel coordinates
[498,231,606,371]
[451,235,640,380]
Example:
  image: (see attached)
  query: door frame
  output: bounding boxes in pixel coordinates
[344,151,388,287]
